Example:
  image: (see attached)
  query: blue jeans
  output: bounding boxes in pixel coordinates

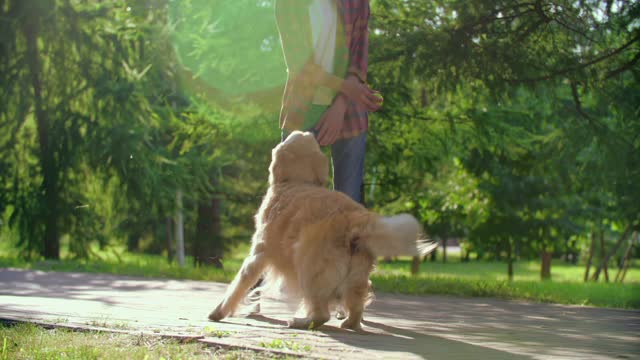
[331,131,366,204]
[282,105,366,204]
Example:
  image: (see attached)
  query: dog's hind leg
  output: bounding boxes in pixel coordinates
[208,242,267,321]
[339,282,369,331]
[339,254,373,332]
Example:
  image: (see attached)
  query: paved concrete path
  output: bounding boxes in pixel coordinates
[0,268,638,359]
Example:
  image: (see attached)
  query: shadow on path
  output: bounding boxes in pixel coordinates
[2,268,639,359]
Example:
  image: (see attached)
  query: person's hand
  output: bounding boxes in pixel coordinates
[315,97,348,146]
[340,76,382,112]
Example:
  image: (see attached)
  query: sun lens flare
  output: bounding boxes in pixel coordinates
[168,0,290,116]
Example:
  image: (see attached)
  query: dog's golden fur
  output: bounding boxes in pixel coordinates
[208,131,434,331]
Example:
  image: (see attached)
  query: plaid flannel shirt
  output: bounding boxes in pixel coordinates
[276,0,370,139]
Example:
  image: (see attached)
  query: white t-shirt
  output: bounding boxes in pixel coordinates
[309,0,337,105]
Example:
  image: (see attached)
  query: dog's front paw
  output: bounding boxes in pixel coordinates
[208,303,226,321]
[288,316,328,330]
[340,317,363,332]
[288,317,314,330]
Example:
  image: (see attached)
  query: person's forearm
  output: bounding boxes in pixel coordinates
[332,92,348,107]
[316,67,344,91]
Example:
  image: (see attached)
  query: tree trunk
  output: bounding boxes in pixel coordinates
[24,8,60,259]
[166,217,174,263]
[584,231,596,282]
[175,190,185,267]
[592,225,632,281]
[507,239,514,281]
[127,232,139,252]
[421,87,429,107]
[442,237,448,263]
[410,256,420,275]
[540,249,552,280]
[599,231,609,282]
[193,177,224,268]
[615,231,636,283]
[461,248,470,262]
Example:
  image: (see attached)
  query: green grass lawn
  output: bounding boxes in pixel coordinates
[0,242,638,309]
[372,254,640,309]
[377,255,639,283]
[0,322,286,360]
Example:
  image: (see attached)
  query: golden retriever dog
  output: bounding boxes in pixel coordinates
[208,131,436,331]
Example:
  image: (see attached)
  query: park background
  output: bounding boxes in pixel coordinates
[0,0,639,312]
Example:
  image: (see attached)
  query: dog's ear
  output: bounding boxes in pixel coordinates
[312,151,329,186]
[269,147,293,185]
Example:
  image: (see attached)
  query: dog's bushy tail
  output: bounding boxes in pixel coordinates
[363,214,437,258]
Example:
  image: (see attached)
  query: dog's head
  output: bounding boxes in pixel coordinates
[269,131,329,186]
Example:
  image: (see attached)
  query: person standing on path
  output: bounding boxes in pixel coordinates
[247,1,380,316]
[275,0,380,204]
